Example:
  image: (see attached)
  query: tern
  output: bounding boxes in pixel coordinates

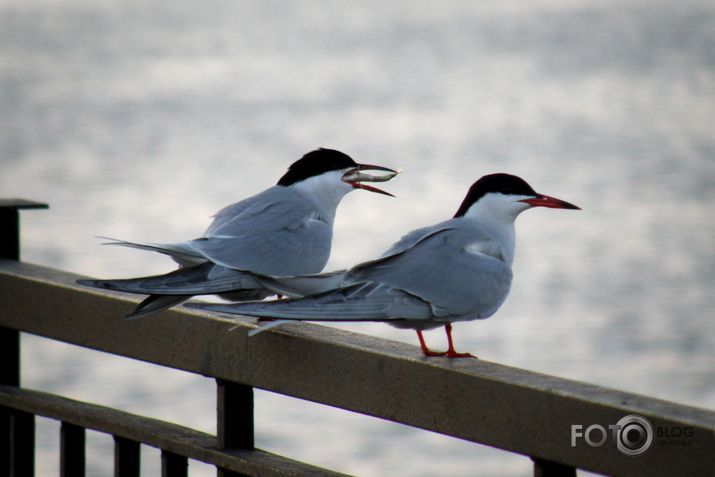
[78,148,398,318]
[186,173,579,358]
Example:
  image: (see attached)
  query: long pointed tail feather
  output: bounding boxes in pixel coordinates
[124,295,190,319]
[77,263,263,296]
[97,236,204,267]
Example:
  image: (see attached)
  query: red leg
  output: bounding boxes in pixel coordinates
[415,330,447,357]
[444,323,477,358]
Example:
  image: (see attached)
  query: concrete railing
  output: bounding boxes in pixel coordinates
[1,200,713,476]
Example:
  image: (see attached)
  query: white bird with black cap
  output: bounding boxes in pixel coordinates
[187,173,580,358]
[78,148,398,318]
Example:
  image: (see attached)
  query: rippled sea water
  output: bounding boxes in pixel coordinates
[2,1,714,475]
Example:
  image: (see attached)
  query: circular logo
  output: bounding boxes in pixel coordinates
[616,415,653,456]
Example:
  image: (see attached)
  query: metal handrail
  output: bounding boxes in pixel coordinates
[0,385,345,476]
[1,201,713,476]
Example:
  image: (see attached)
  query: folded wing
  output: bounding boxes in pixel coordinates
[192,188,333,275]
[187,282,435,322]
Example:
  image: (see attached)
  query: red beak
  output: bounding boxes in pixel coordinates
[519,194,580,210]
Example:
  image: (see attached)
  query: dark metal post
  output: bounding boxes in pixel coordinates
[0,200,47,477]
[114,436,140,477]
[0,333,19,389]
[0,331,19,475]
[0,199,48,261]
[217,380,254,449]
[0,200,49,385]
[161,450,188,477]
[60,422,85,477]
[8,410,34,477]
[0,204,21,261]
[216,379,253,477]
[533,457,577,477]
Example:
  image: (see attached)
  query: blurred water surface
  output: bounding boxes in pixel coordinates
[2,0,714,475]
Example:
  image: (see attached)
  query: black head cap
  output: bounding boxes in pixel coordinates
[277,148,358,186]
[453,173,537,217]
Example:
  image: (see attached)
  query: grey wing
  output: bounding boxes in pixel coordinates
[203,189,273,236]
[187,282,435,321]
[193,187,333,275]
[347,225,513,319]
[248,224,458,298]
[341,224,455,278]
[377,224,455,259]
[77,262,265,296]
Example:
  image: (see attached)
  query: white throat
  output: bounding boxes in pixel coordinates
[290,169,353,218]
[463,193,532,266]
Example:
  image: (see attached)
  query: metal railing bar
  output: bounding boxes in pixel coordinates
[0,385,349,477]
[60,421,86,477]
[0,407,9,476]
[0,199,47,261]
[1,260,713,476]
[217,380,254,450]
[8,408,34,477]
[1,200,44,477]
[0,326,20,477]
[217,468,251,477]
[0,327,19,387]
[532,457,577,477]
[114,435,140,477]
[161,450,188,477]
